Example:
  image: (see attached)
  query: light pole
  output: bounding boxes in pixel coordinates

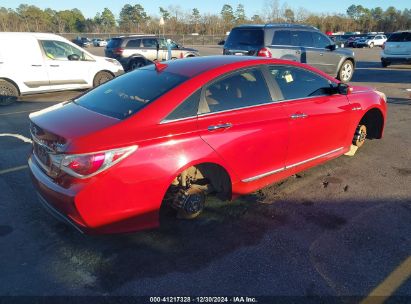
[159,17,165,38]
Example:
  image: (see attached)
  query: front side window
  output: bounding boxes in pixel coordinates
[268,66,332,100]
[312,32,332,48]
[40,40,93,61]
[75,66,188,120]
[202,68,272,114]
[142,38,158,48]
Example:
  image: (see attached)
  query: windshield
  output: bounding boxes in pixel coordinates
[107,38,122,48]
[225,28,264,49]
[75,67,188,120]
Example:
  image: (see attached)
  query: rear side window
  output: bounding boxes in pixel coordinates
[268,66,332,100]
[126,39,141,48]
[225,29,264,49]
[203,68,272,113]
[272,30,291,45]
[294,31,313,47]
[165,90,201,121]
[107,38,122,48]
[272,30,315,47]
[75,68,188,120]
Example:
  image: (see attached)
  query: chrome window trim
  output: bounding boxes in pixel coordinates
[160,94,332,124]
[242,147,343,183]
[160,115,198,124]
[160,64,338,124]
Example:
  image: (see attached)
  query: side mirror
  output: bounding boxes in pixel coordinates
[326,44,336,51]
[68,54,80,61]
[337,83,350,95]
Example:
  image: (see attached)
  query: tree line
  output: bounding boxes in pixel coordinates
[0,2,410,35]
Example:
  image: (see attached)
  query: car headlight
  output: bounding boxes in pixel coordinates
[105,58,122,66]
[375,90,387,103]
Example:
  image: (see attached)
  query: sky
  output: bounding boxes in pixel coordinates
[2,0,409,18]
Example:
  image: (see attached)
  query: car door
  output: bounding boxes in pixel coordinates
[4,37,49,91]
[141,38,163,61]
[270,30,302,62]
[196,67,289,182]
[266,65,352,166]
[39,40,94,88]
[305,31,338,75]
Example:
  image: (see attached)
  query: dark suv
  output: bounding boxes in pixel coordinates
[73,37,92,48]
[105,35,200,71]
[223,24,356,82]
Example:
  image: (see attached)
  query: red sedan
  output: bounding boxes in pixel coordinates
[28,56,387,234]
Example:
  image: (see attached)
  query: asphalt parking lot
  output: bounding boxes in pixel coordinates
[0,47,410,301]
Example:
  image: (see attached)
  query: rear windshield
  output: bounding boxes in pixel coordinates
[74,67,188,120]
[107,38,122,48]
[388,32,411,42]
[225,28,264,49]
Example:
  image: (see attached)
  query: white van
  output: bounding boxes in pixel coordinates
[0,32,124,102]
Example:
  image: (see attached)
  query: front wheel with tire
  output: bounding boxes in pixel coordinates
[0,80,18,106]
[381,60,389,68]
[337,60,354,83]
[93,71,113,87]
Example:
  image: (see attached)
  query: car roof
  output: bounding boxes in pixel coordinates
[0,32,70,42]
[143,55,305,78]
[234,23,318,30]
[116,35,158,39]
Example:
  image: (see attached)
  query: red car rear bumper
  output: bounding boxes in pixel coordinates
[28,156,160,234]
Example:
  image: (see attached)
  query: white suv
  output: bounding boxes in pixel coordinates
[365,34,387,48]
[0,32,123,105]
[381,31,411,67]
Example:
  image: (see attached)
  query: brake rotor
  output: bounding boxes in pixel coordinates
[174,187,205,220]
[353,125,367,147]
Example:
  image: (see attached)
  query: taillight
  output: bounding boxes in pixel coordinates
[257,48,272,58]
[113,47,124,55]
[50,145,137,179]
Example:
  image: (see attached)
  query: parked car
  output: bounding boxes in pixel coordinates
[223,24,356,82]
[105,35,200,71]
[92,38,107,47]
[28,56,387,234]
[346,35,366,47]
[73,37,92,48]
[0,32,123,105]
[330,35,348,48]
[354,35,387,48]
[381,31,411,67]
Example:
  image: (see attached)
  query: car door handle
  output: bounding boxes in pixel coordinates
[50,64,59,67]
[290,113,308,119]
[208,123,232,131]
[31,64,42,67]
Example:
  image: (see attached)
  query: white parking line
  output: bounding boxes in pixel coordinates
[0,165,28,175]
[0,110,33,116]
[0,133,32,143]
